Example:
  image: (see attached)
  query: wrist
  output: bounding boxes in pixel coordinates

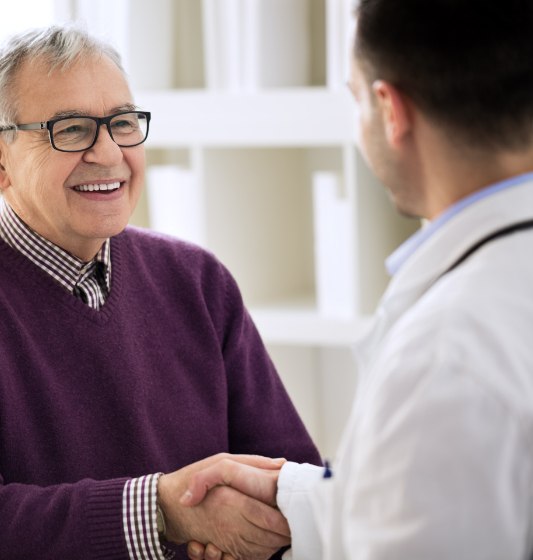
[156,502,167,541]
[157,473,188,545]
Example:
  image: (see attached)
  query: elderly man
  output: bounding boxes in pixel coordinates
[184,0,533,559]
[0,25,320,560]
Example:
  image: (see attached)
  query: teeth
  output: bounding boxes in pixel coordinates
[74,181,121,192]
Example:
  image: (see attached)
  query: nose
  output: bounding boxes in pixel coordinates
[82,123,124,166]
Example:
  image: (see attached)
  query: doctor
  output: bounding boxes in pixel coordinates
[182,0,533,558]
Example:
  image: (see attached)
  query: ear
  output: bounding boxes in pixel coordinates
[0,141,12,191]
[372,80,412,148]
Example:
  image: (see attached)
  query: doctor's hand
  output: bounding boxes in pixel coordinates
[180,454,284,508]
[179,454,288,560]
[158,453,289,560]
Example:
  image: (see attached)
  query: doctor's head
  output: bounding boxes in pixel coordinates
[347,0,533,219]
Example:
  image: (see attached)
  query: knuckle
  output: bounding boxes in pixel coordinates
[214,452,230,461]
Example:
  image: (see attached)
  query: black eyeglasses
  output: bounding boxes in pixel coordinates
[0,110,151,152]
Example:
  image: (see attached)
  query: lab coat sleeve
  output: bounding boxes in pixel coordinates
[277,462,324,560]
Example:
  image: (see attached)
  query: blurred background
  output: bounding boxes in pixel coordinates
[1,0,418,460]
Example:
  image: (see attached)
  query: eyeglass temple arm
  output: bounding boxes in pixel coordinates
[16,123,47,131]
[0,123,46,131]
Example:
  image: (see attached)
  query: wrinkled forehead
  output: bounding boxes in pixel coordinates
[12,53,133,120]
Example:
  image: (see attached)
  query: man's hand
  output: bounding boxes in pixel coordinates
[158,453,289,560]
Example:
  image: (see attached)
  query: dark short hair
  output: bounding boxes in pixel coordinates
[355,0,533,150]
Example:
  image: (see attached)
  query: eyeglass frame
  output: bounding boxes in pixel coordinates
[0,110,151,153]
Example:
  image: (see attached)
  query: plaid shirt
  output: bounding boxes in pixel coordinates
[0,198,111,309]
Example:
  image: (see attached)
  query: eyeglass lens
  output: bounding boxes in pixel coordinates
[51,112,148,151]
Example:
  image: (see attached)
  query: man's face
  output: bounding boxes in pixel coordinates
[0,54,145,260]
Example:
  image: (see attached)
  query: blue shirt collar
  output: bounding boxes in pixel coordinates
[385,171,533,276]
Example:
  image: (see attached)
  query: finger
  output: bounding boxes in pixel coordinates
[205,453,286,470]
[205,543,223,560]
[181,461,281,507]
[241,494,291,541]
[187,453,285,476]
[187,541,207,559]
[212,488,291,548]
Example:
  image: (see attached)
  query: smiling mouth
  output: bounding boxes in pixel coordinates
[73,181,122,193]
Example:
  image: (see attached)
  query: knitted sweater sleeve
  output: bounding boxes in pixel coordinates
[206,259,323,560]
[0,475,130,559]
[215,261,321,466]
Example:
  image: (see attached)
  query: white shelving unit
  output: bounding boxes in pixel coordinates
[65,0,419,457]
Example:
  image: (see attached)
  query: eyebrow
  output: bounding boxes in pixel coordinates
[50,103,139,120]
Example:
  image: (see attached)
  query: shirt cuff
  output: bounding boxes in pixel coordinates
[277,462,324,560]
[122,474,174,560]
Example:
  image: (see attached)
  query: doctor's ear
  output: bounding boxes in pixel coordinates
[372,80,412,148]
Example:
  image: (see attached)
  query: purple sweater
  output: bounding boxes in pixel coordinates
[0,227,320,559]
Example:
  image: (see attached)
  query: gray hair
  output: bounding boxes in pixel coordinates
[0,24,125,142]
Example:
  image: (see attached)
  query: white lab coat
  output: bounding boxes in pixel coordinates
[278,180,533,560]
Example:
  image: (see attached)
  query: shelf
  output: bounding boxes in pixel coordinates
[251,299,373,346]
[135,88,357,147]
[137,145,418,321]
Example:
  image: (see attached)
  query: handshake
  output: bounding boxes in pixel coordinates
[157,453,291,560]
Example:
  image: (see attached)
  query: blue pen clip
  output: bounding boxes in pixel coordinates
[323,459,333,479]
